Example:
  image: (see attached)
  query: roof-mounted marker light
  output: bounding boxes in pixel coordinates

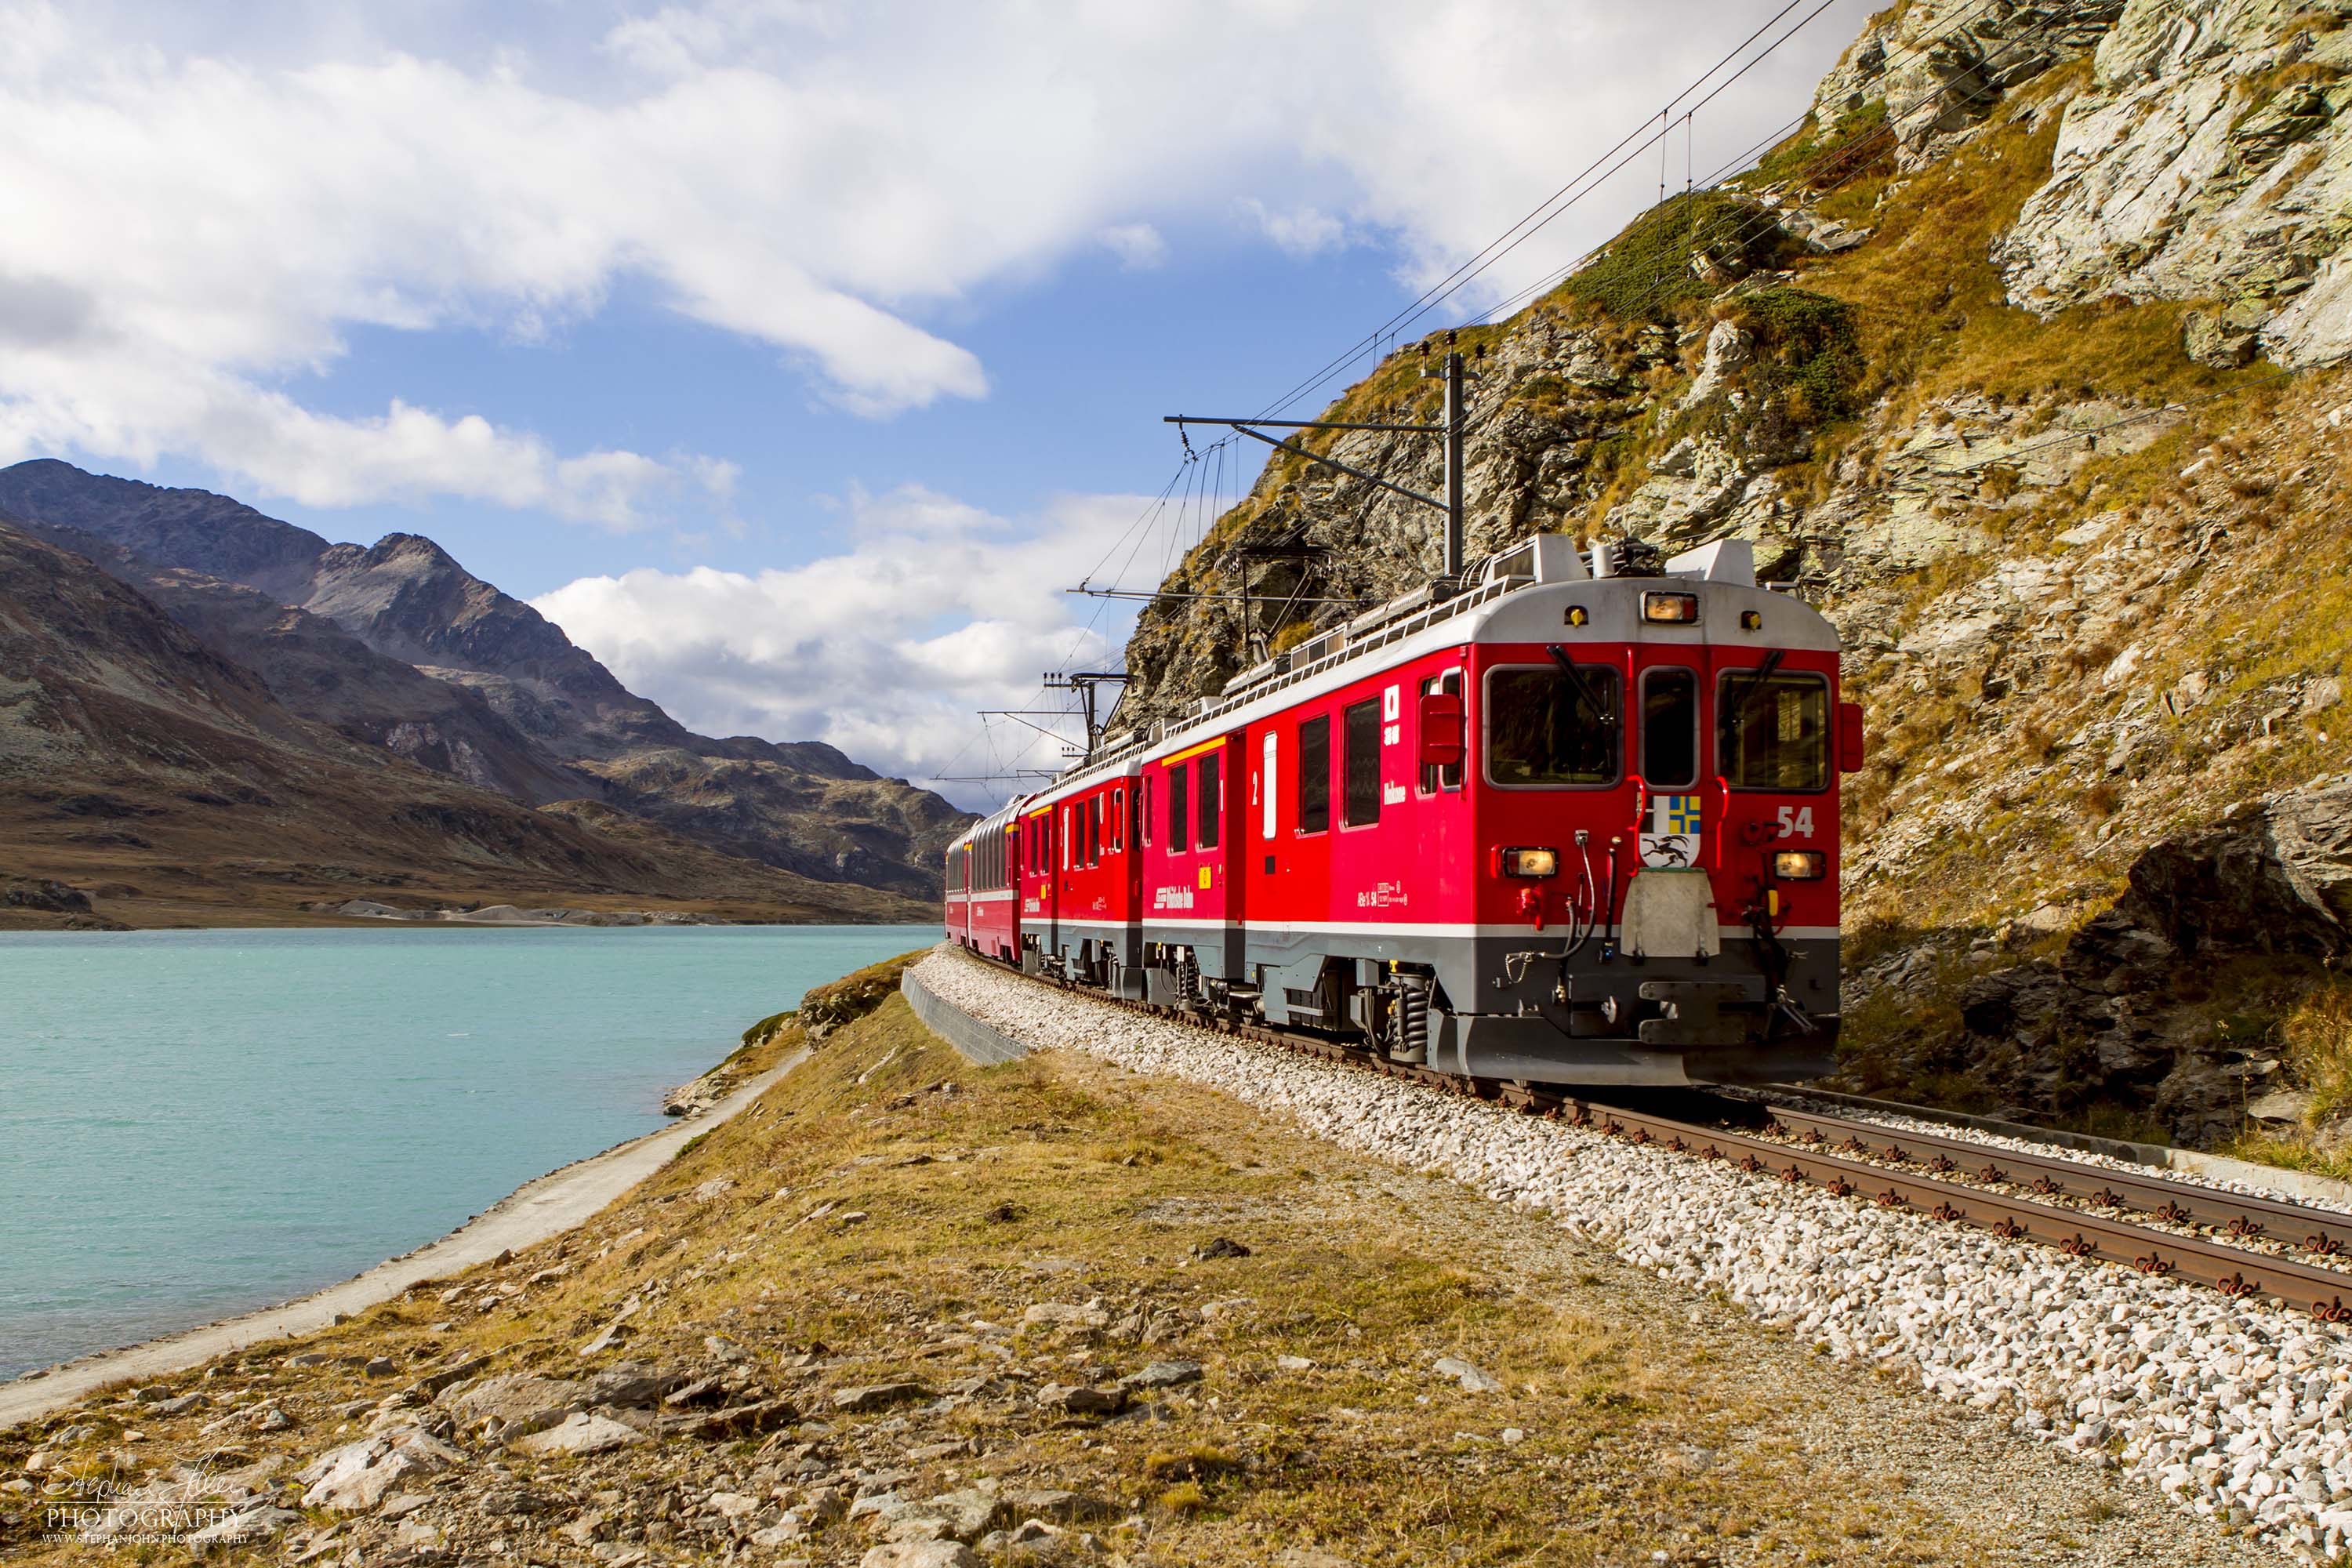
[1740,609,1763,630]
[1642,591,1699,624]
[1564,604,1589,627]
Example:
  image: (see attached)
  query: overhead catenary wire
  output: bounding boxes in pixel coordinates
[1247,0,1843,424]
[1458,0,2024,334]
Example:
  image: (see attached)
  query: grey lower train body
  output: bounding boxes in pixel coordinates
[1008,916,1840,1088]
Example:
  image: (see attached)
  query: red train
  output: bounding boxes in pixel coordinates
[945,534,1860,1085]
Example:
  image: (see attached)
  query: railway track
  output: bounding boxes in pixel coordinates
[985,955,2352,1323]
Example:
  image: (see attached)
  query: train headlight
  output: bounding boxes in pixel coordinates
[1498,847,1559,878]
[1773,850,1827,880]
[1642,591,1699,624]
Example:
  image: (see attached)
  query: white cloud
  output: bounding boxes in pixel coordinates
[532,485,1149,808]
[1240,198,1347,260]
[1098,223,1170,270]
[0,0,1855,514]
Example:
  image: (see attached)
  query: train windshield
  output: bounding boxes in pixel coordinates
[1717,670,1829,792]
[1486,664,1621,786]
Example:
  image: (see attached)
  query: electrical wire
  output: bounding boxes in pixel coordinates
[1248,0,1831,423]
[1253,0,1860,424]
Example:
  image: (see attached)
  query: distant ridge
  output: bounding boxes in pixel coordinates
[0,459,970,903]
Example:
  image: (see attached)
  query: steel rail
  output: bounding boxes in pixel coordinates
[1753,1101,2352,1259]
[977,957,2352,1323]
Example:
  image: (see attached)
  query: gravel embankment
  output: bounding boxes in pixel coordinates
[916,948,2352,1563]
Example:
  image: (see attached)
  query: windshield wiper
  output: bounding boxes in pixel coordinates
[1545,644,1612,725]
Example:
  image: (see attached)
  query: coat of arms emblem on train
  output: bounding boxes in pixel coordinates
[1641,794,1701,868]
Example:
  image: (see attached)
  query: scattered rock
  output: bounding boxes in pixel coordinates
[1035,1384,1128,1416]
[860,1542,981,1568]
[1430,1357,1503,1395]
[681,1397,798,1439]
[578,1296,644,1357]
[1003,1488,1113,1523]
[1192,1236,1252,1260]
[831,1382,934,1414]
[186,1504,303,1546]
[296,1426,468,1512]
[1119,1359,1202,1390]
[510,1412,650,1457]
[583,1361,681,1408]
[871,1488,1007,1544]
[1021,1301,1109,1329]
[440,1373,586,1437]
[1275,1549,1363,1568]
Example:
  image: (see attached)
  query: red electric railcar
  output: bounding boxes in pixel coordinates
[943,532,1859,1085]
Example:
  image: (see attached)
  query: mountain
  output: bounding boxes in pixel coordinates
[1119,0,2352,1154]
[0,519,924,927]
[0,460,970,901]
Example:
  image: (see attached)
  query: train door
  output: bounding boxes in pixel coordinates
[1221,734,1248,975]
[1633,654,1705,873]
[1706,644,1838,931]
[1020,805,1058,972]
[1244,708,1337,1025]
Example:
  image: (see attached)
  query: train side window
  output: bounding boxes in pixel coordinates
[1342,698,1381,826]
[1419,670,1464,793]
[1198,751,1221,850]
[1141,775,1152,847]
[1298,714,1330,833]
[1641,668,1699,789]
[1486,663,1621,787]
[1169,764,1192,854]
[1261,731,1277,840]
[1718,670,1829,792]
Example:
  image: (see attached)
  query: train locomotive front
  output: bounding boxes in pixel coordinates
[946,532,1859,1088]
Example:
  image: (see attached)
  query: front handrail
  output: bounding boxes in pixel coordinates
[1711,775,1731,871]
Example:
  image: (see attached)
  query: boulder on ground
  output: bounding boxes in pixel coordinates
[439,1373,585,1437]
[510,1412,649,1457]
[296,1426,467,1512]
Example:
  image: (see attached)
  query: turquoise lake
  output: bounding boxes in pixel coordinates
[0,924,931,1379]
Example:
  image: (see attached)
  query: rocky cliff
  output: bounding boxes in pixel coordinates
[0,461,969,900]
[1120,0,2352,1151]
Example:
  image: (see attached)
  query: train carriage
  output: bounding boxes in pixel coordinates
[1014,761,1143,993]
[949,800,1022,964]
[945,531,1860,1087]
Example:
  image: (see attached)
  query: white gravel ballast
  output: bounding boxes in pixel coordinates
[913,948,2352,1562]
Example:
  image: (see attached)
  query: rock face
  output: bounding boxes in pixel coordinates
[1810,0,2127,169]
[1940,782,2352,1141]
[1994,0,2352,368]
[0,460,969,898]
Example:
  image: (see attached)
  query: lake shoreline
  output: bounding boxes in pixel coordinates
[0,1040,812,1432]
[0,924,928,1400]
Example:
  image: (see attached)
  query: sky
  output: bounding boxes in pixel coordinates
[0,0,1865,810]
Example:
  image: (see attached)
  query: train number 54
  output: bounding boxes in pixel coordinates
[1776,806,1817,839]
